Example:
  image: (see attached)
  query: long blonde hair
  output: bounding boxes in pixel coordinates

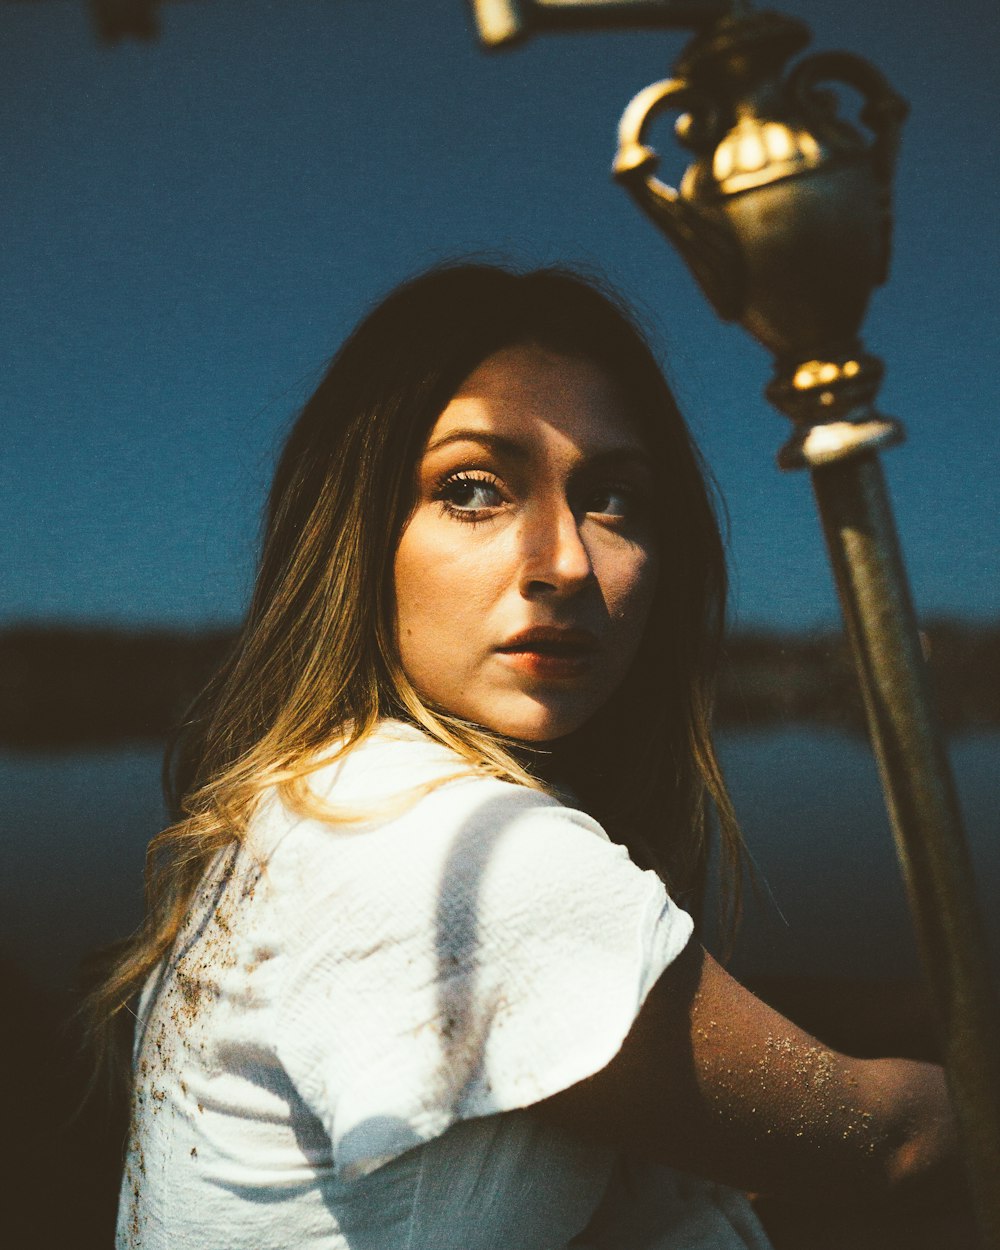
[86,263,742,1072]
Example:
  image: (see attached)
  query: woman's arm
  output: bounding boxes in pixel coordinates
[533,942,961,1209]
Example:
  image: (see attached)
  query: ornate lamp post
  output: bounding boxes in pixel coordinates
[468,1,1000,1242]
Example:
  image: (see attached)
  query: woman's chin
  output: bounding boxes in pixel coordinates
[464,694,598,745]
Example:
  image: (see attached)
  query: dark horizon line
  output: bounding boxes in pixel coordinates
[2,619,998,747]
[3,611,997,635]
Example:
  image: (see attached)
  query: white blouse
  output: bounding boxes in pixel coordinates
[118,720,771,1249]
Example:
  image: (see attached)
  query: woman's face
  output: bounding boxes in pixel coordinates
[393,344,659,742]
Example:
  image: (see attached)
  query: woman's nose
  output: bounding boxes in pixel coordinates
[519,501,593,597]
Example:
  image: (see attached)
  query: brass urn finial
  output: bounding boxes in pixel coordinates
[613,9,909,466]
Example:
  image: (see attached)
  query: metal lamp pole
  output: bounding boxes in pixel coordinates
[468,1,1000,1242]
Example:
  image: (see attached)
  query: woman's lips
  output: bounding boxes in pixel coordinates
[495,628,599,680]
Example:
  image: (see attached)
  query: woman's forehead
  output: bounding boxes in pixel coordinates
[426,344,647,456]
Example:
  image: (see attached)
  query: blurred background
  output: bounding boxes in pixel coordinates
[2,0,997,1244]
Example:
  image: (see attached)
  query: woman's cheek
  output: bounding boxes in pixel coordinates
[610,546,658,627]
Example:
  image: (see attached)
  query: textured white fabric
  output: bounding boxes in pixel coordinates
[117,720,771,1250]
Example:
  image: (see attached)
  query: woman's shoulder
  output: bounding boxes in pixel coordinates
[246,719,634,916]
[323,720,619,852]
[310,718,484,803]
[253,718,590,844]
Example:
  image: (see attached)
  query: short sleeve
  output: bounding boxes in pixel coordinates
[270,773,693,1180]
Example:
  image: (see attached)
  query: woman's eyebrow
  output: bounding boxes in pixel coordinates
[424,431,649,470]
[581,447,651,472]
[424,430,529,459]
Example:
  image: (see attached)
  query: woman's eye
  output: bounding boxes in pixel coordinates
[586,486,634,519]
[436,473,504,516]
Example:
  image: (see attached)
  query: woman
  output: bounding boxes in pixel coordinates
[92,264,958,1249]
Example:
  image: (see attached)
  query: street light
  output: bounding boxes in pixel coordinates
[467,1,1000,1243]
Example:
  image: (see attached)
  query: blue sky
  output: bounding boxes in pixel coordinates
[2,0,997,630]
